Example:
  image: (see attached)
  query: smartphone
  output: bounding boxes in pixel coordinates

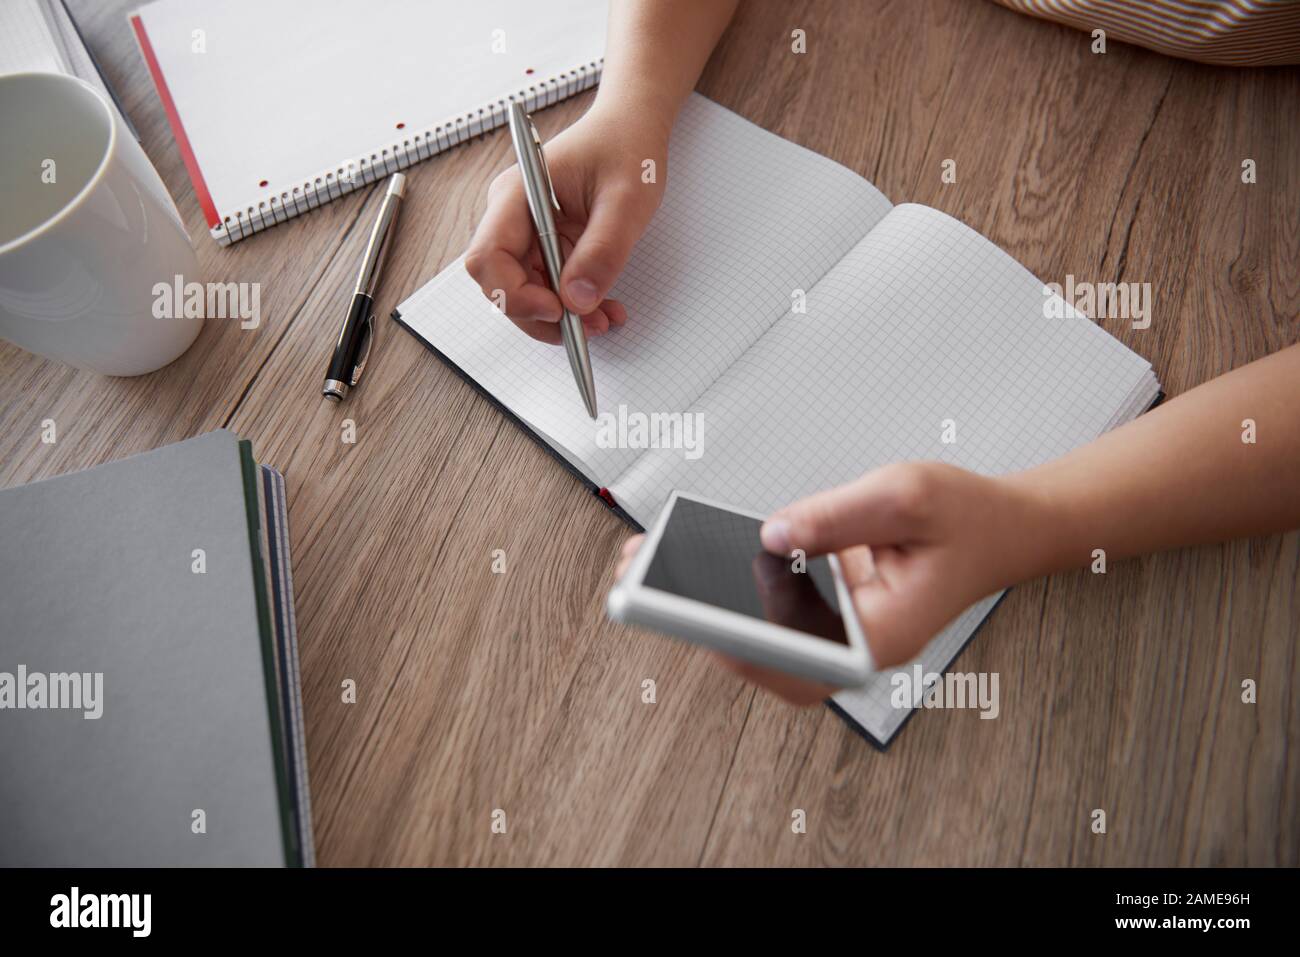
[606,491,873,686]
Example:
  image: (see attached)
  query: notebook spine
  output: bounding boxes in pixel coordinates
[211,59,604,246]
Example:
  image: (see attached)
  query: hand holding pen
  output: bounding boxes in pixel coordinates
[463,106,665,352]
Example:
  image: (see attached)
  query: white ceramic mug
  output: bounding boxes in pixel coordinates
[0,72,201,376]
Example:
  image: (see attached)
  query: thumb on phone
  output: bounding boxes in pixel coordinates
[760,464,939,558]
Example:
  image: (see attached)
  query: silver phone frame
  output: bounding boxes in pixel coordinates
[606,490,874,686]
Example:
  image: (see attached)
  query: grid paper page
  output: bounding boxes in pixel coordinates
[399,93,893,485]
[47,1,111,100]
[0,0,66,75]
[0,1,115,103]
[610,203,1157,744]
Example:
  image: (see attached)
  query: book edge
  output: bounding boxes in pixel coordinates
[237,439,299,866]
[390,308,643,532]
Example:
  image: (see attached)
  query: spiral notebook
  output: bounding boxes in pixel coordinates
[129,0,606,245]
[393,94,1162,749]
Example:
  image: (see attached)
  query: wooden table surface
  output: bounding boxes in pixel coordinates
[3,0,1296,866]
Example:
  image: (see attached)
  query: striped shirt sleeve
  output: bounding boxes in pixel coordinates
[993,0,1300,65]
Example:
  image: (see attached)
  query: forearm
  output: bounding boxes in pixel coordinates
[591,0,738,134]
[1008,344,1300,576]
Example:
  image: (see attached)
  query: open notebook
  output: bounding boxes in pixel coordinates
[394,94,1160,748]
[130,0,606,245]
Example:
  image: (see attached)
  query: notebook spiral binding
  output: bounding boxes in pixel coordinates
[211,59,604,246]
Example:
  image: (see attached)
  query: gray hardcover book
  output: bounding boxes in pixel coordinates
[0,429,306,866]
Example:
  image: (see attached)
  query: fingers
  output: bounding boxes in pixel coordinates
[850,578,931,670]
[614,534,644,580]
[760,463,942,558]
[511,301,627,344]
[602,298,628,328]
[846,547,963,669]
[836,545,877,587]
[465,172,564,327]
[467,172,632,343]
[553,229,627,336]
[558,185,653,316]
[466,246,563,324]
[509,316,564,345]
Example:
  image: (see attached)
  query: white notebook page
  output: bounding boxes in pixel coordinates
[0,0,65,74]
[0,0,78,75]
[608,203,1157,743]
[399,94,893,483]
[133,0,608,230]
[0,1,119,125]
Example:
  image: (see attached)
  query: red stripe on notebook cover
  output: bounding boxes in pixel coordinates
[130,14,220,228]
[598,488,618,508]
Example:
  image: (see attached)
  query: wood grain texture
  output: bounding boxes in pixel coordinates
[2,0,1295,866]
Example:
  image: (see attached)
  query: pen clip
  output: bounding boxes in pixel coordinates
[529,118,562,214]
[349,314,374,387]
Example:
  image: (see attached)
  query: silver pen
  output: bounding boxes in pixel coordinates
[323,172,404,401]
[507,102,598,418]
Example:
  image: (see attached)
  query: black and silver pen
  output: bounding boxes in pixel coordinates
[323,172,405,401]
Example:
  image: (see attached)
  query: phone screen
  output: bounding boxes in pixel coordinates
[642,498,849,644]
